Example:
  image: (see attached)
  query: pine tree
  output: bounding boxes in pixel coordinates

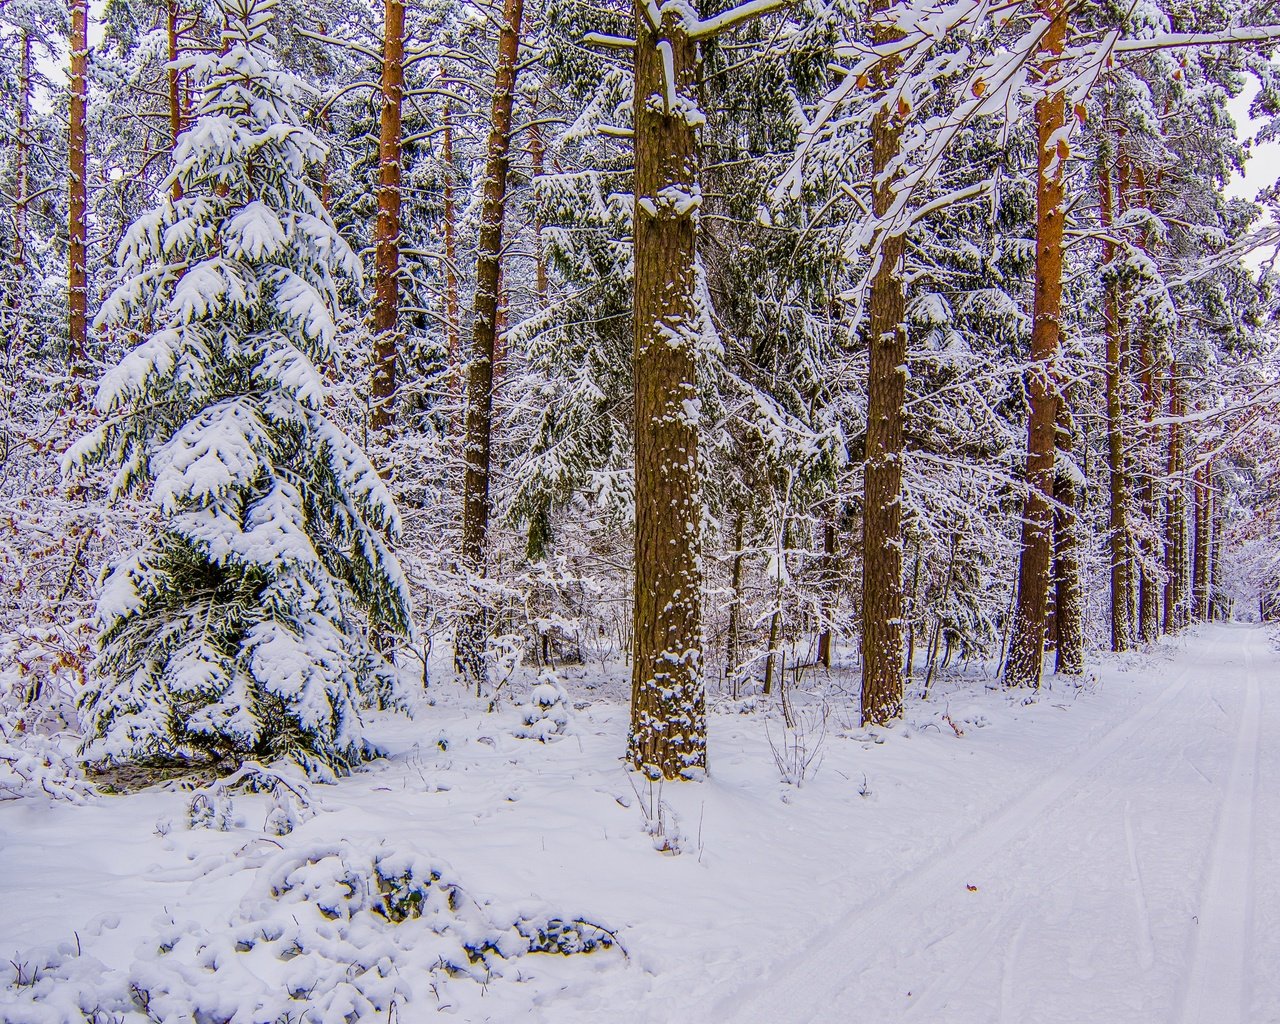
[1002,0,1069,689]
[67,0,412,776]
[860,0,908,724]
[67,0,89,370]
[457,0,528,686]
[370,0,404,438]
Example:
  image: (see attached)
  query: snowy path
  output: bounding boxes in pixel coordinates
[711,624,1274,1024]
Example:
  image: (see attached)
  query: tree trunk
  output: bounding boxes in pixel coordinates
[370,0,404,438]
[627,0,706,779]
[14,31,31,280]
[1192,463,1210,621]
[1133,166,1164,645]
[726,509,745,694]
[817,519,836,668]
[1053,399,1084,675]
[442,100,461,407]
[1003,0,1067,689]
[529,114,549,308]
[167,2,185,201]
[859,0,907,726]
[1163,366,1189,631]
[763,604,781,696]
[457,0,526,684]
[1209,487,1224,620]
[1098,145,1132,651]
[68,0,89,370]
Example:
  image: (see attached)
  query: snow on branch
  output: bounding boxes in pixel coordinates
[1112,25,1280,53]
[686,0,796,40]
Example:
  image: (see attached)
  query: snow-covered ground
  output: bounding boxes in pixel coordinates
[2,622,1275,1023]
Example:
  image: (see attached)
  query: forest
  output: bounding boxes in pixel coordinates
[1,0,1280,1019]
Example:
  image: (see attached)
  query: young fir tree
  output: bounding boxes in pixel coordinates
[67,0,412,776]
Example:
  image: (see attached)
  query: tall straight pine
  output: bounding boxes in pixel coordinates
[458,0,526,685]
[628,0,706,779]
[1004,0,1068,689]
[860,0,907,726]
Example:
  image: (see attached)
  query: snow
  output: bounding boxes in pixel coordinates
[4,624,1277,1022]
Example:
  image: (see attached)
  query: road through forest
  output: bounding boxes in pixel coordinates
[713,623,1277,1024]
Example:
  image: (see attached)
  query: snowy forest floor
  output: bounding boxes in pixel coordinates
[3,622,1277,1023]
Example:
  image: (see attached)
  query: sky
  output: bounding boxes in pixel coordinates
[1225,81,1280,272]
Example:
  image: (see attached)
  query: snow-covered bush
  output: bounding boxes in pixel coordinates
[514,673,572,742]
[0,666,96,805]
[184,759,317,834]
[1,840,617,1023]
[0,732,96,806]
[65,0,412,777]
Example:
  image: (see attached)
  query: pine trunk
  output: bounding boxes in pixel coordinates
[1053,399,1084,674]
[370,0,404,437]
[1209,490,1224,620]
[1003,0,1067,689]
[1098,151,1132,651]
[1163,367,1189,631]
[530,118,548,308]
[1192,463,1210,621]
[859,0,907,726]
[442,101,461,404]
[726,509,745,694]
[1134,168,1163,644]
[167,2,185,201]
[817,520,836,668]
[627,0,706,778]
[457,0,526,683]
[14,32,31,279]
[68,0,89,369]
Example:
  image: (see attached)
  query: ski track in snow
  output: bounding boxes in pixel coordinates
[712,625,1271,1024]
[1177,633,1261,1024]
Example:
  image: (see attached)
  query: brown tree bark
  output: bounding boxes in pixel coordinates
[859,0,907,725]
[726,509,746,694]
[627,0,706,778]
[14,31,32,279]
[817,520,836,669]
[529,114,549,308]
[370,0,404,437]
[442,99,461,407]
[457,0,526,684]
[1116,156,1141,636]
[1192,463,1210,620]
[166,1,185,201]
[68,0,89,370]
[1209,492,1224,619]
[1098,144,1132,652]
[1003,0,1067,689]
[1053,399,1084,674]
[1163,366,1189,631]
[1132,166,1163,645]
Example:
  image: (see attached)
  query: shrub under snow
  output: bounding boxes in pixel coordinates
[1,839,617,1024]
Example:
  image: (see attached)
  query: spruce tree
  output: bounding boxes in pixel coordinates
[67,0,412,776]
